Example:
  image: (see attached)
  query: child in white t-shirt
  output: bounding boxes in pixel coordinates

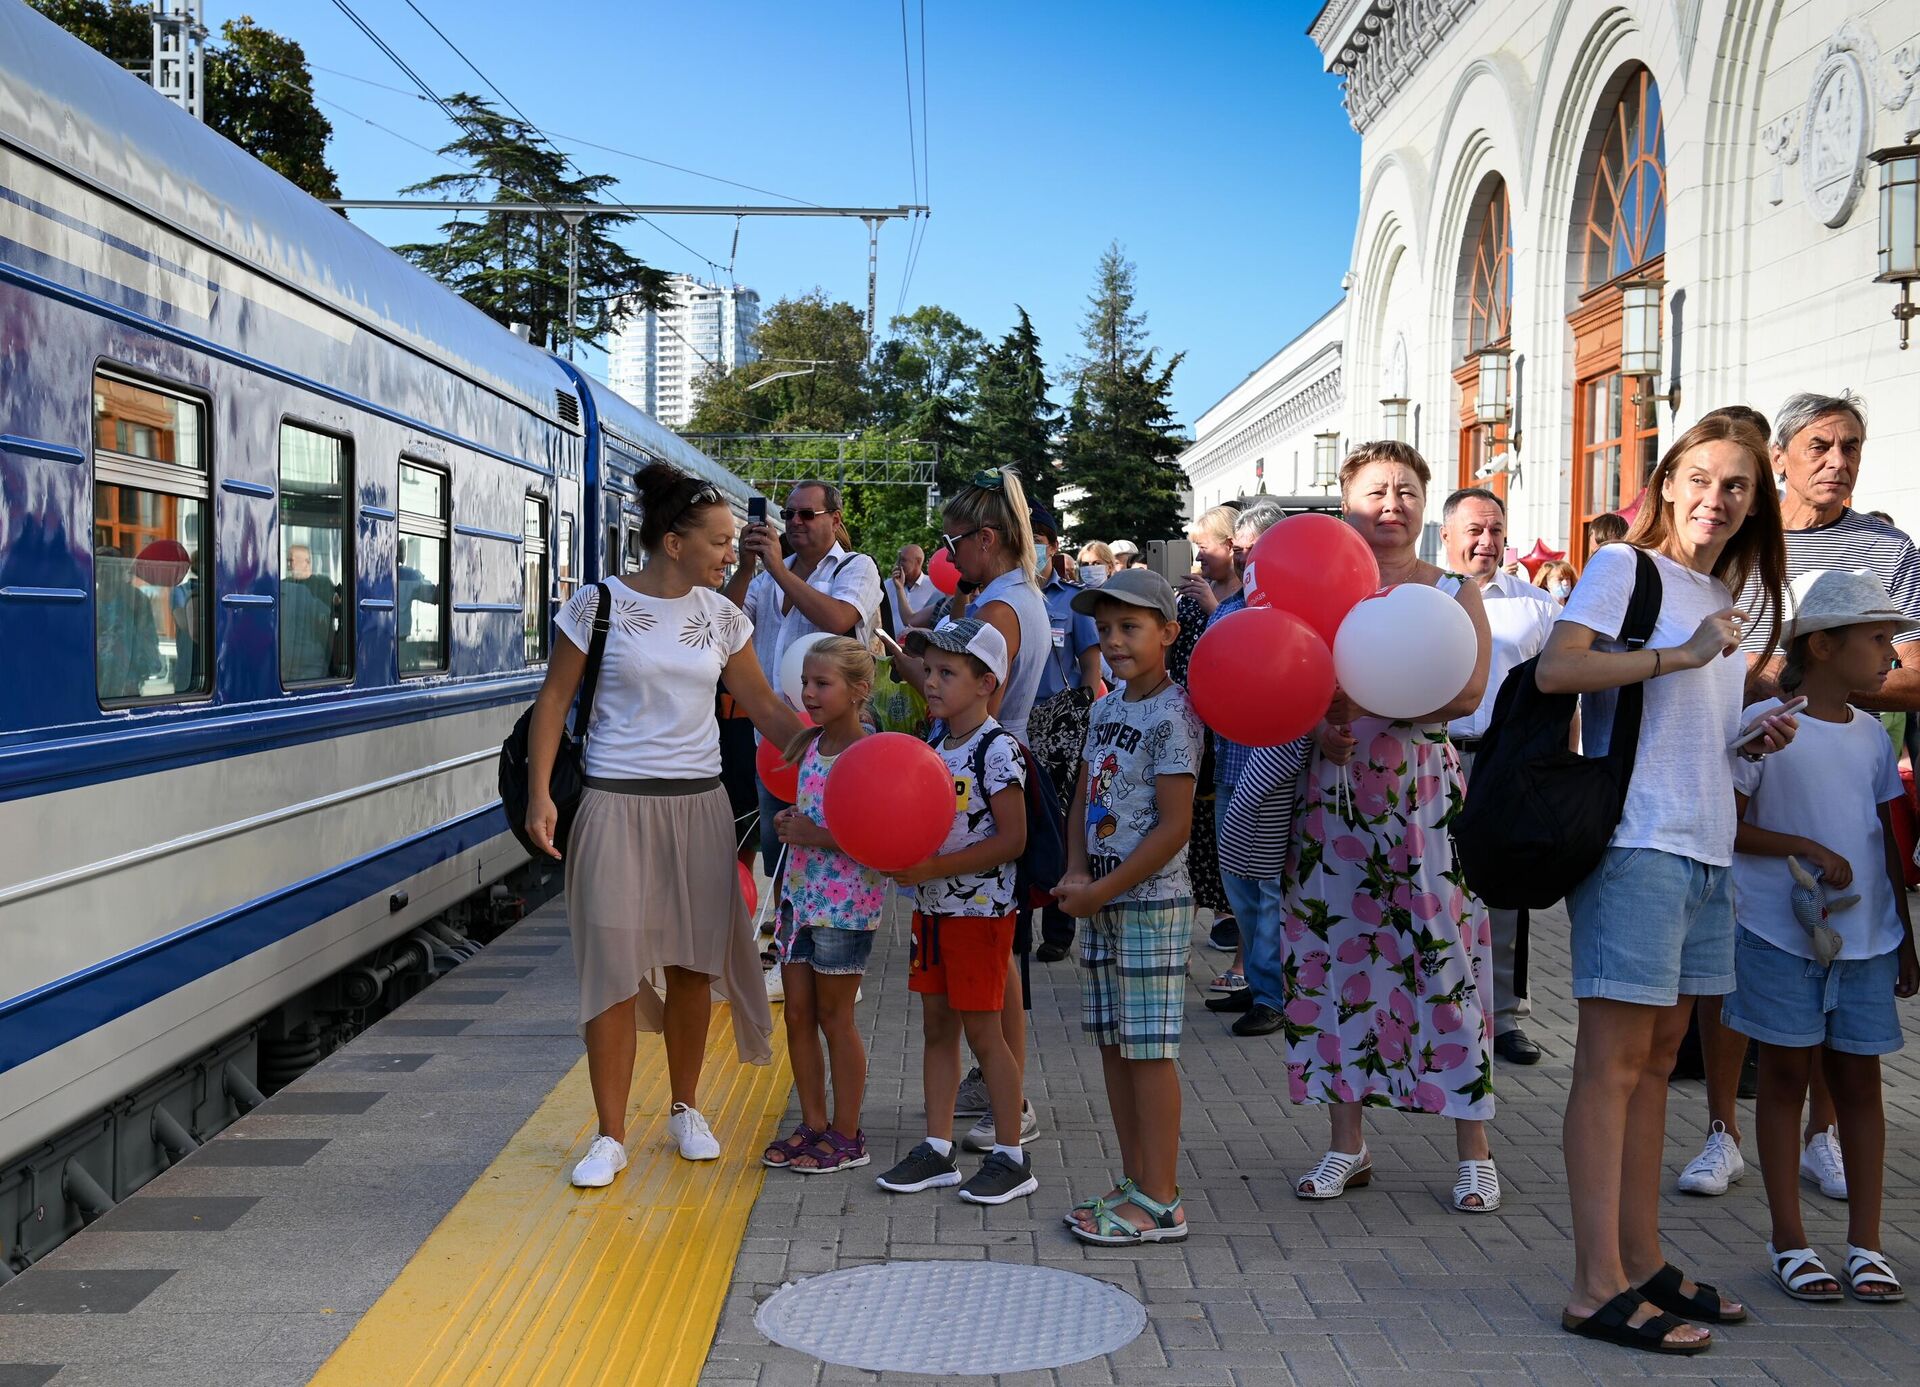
[1722,569,1919,1305]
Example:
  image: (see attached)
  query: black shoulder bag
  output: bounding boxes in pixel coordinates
[1453,549,1662,909]
[498,579,614,859]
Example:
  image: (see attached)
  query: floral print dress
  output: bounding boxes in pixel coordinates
[775,737,887,958]
[1279,577,1494,1120]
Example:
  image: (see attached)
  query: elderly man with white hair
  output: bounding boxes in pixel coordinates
[1678,389,1920,1205]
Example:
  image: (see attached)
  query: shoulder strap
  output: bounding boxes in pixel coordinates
[970,725,1021,795]
[1621,549,1663,649]
[575,580,615,739]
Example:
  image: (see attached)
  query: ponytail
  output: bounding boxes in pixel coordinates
[942,467,1040,585]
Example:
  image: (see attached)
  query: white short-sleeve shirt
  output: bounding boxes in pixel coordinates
[1558,545,1745,866]
[554,582,751,779]
[1449,569,1559,741]
[770,543,882,688]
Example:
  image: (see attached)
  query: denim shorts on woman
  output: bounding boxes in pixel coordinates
[1721,927,1904,1055]
[784,925,875,976]
[1567,846,1734,1006]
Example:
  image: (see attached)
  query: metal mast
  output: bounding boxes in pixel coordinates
[150,1,207,120]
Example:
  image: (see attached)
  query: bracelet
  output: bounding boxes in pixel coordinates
[1652,649,1662,679]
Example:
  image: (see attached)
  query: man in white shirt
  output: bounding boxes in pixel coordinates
[739,480,883,682]
[887,542,937,634]
[1442,487,1559,1066]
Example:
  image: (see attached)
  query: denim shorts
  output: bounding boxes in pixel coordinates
[784,925,875,976]
[1721,927,1905,1055]
[1567,846,1734,1006]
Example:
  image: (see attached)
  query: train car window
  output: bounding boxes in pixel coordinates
[523,495,549,664]
[555,511,575,593]
[278,423,354,686]
[397,461,449,676]
[623,522,644,574]
[92,372,211,704]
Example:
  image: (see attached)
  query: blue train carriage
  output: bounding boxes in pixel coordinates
[0,5,597,1266]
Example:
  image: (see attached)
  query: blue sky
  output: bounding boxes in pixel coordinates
[224,2,1358,426]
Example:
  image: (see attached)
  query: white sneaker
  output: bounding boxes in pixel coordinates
[764,967,785,1003]
[669,1103,721,1161]
[960,1100,1040,1152]
[571,1134,628,1188]
[1677,1120,1744,1195]
[1801,1125,1848,1200]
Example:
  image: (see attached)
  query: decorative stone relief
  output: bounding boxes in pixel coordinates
[1760,114,1800,208]
[1800,28,1875,228]
[1386,334,1410,398]
[1323,0,1481,134]
[1885,43,1918,115]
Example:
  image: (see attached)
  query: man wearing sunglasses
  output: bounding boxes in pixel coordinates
[739,479,883,691]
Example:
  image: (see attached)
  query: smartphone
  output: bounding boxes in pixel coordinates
[747,496,767,525]
[1503,545,1520,566]
[875,628,906,658]
[1729,696,1808,751]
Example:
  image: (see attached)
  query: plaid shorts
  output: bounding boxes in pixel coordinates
[1079,898,1193,1059]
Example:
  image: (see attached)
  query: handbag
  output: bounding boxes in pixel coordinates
[498,579,615,859]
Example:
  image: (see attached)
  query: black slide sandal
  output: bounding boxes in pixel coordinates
[1639,1262,1748,1323]
[1561,1289,1712,1355]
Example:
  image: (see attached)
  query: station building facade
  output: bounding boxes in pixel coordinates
[1302,0,1919,559]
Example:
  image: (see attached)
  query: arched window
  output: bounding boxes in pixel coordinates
[1580,67,1666,292]
[1466,181,1512,355]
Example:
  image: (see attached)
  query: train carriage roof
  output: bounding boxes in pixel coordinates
[0,3,574,423]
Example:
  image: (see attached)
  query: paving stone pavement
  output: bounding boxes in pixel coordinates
[704,898,1920,1386]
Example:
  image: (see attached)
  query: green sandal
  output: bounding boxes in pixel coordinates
[1062,1176,1134,1227]
[1069,1186,1188,1246]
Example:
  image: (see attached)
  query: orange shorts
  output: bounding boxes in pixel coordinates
[909,912,1015,1011]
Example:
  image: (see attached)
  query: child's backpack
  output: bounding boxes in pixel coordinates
[1453,548,1661,909]
[929,721,1067,908]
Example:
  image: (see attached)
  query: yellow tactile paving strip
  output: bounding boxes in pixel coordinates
[312,1006,792,1387]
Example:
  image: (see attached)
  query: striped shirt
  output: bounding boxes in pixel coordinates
[1209,591,1254,789]
[1736,510,1920,653]
[1217,736,1310,880]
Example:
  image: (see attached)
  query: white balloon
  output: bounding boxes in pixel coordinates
[1332,584,1478,722]
[778,631,834,709]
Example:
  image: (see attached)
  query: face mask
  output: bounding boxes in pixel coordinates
[1034,542,1051,574]
[1079,563,1109,587]
[1550,581,1572,601]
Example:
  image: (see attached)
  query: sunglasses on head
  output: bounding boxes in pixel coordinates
[781,506,833,522]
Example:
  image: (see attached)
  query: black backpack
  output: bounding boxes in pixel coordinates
[1453,550,1662,910]
[929,722,1068,907]
[498,580,614,859]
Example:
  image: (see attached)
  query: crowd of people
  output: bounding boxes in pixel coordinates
[519,387,1918,1357]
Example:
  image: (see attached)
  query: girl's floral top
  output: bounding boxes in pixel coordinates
[778,736,887,937]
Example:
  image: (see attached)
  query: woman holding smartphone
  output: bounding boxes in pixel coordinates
[1537,414,1793,1355]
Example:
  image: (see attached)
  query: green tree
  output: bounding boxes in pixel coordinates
[686,291,871,433]
[869,304,984,436]
[1058,245,1187,542]
[959,307,1061,512]
[391,94,667,351]
[33,3,343,201]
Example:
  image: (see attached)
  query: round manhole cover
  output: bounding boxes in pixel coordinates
[755,1259,1146,1374]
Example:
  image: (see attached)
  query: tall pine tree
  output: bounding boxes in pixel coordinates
[392,95,667,350]
[1058,245,1187,542]
[961,307,1061,511]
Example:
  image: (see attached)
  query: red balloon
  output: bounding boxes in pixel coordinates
[928,547,960,595]
[1245,514,1380,646]
[1519,538,1566,579]
[1186,606,1336,747]
[134,538,191,587]
[756,733,802,802]
[823,732,954,872]
[737,860,759,917]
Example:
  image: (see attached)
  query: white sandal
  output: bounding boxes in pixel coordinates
[1844,1245,1905,1303]
[1296,1146,1371,1200]
[1768,1243,1843,1302]
[1453,1157,1500,1212]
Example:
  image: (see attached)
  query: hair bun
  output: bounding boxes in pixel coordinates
[635,461,690,507]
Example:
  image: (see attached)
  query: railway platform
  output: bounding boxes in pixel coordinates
[3,894,1917,1386]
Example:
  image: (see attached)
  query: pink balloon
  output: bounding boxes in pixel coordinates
[823,733,955,872]
[1186,607,1335,746]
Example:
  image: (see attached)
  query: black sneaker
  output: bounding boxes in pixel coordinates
[1207,916,1241,951]
[1232,1003,1284,1037]
[876,1141,961,1193]
[1034,940,1070,963]
[956,1149,1038,1205]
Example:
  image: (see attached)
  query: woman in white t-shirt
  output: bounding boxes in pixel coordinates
[1537,414,1793,1354]
[526,464,802,1185]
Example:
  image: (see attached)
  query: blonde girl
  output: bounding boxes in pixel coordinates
[762,637,886,1173]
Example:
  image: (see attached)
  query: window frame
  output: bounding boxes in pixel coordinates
[276,417,357,690]
[90,364,214,710]
[524,492,550,665]
[395,456,452,679]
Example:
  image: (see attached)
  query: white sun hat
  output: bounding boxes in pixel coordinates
[1780,568,1905,641]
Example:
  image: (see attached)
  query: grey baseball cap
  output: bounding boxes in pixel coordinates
[904,617,1009,681]
[1070,566,1177,620]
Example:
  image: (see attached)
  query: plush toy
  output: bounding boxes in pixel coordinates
[1787,855,1857,966]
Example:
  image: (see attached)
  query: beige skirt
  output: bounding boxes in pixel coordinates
[564,780,773,1065]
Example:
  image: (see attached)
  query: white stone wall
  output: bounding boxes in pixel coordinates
[1180,300,1347,510]
[1319,0,1920,550]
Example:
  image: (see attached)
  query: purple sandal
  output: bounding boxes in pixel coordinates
[761,1123,821,1169]
[791,1128,870,1174]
